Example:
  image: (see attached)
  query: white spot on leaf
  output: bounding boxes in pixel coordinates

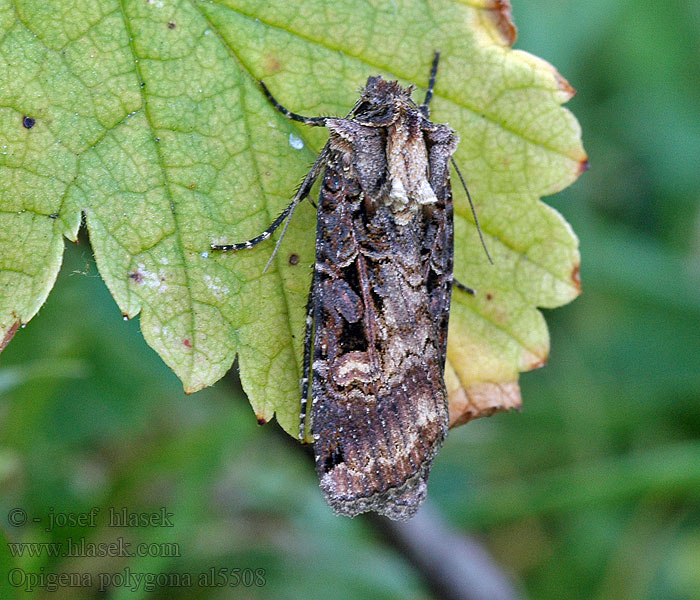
[288,133,304,150]
[203,274,230,299]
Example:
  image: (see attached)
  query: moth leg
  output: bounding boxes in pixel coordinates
[453,279,476,295]
[420,51,440,118]
[216,80,336,268]
[260,81,327,127]
[212,144,331,272]
[210,202,295,252]
[299,276,316,441]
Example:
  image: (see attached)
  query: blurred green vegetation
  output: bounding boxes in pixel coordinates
[1,0,699,598]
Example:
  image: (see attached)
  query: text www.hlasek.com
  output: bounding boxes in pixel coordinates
[6,537,179,558]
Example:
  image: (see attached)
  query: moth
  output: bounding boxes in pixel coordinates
[213,53,489,520]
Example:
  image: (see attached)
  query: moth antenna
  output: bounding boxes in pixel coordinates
[420,51,440,118]
[451,158,494,264]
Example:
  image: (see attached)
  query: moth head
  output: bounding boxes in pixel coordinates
[353,76,414,127]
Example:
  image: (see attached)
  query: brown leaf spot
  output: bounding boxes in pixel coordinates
[183,338,191,348]
[0,320,20,354]
[554,70,577,99]
[288,253,299,265]
[188,183,196,190]
[571,263,582,293]
[448,380,522,428]
[484,0,517,46]
[486,293,493,300]
[128,269,143,283]
[529,356,548,370]
[264,54,281,74]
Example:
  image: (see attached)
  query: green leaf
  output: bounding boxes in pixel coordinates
[0,0,585,437]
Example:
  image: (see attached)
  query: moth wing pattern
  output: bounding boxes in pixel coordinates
[423,123,458,364]
[213,55,465,521]
[308,81,459,520]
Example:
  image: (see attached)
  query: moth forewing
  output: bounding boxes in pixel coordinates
[214,54,463,521]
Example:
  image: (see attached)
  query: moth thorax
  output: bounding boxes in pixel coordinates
[385,119,437,221]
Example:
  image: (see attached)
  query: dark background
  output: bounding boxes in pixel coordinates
[2,0,699,598]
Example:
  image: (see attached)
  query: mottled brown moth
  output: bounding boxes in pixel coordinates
[213,53,489,521]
